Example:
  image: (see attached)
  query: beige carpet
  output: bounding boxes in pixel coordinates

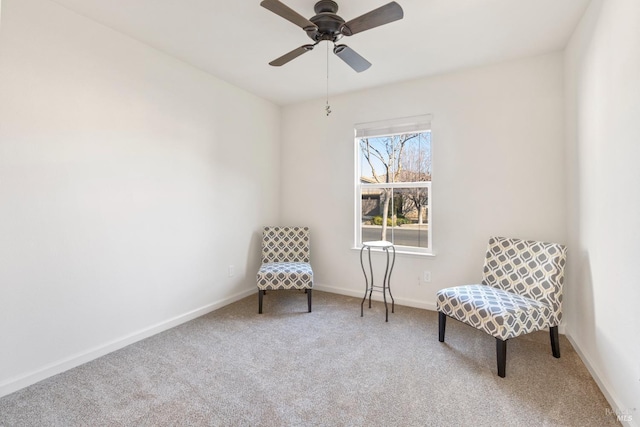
[0,291,619,426]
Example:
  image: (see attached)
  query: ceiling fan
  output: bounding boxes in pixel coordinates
[261,0,404,73]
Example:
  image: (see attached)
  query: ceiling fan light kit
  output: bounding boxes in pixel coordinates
[261,0,404,72]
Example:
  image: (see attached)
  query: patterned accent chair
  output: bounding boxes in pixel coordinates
[256,226,314,314]
[436,236,567,377]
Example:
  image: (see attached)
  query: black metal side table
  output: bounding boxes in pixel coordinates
[360,240,396,322]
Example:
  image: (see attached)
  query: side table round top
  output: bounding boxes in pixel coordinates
[362,240,394,248]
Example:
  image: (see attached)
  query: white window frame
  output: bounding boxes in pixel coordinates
[354,115,433,256]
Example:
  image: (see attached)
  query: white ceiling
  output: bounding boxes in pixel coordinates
[49,0,590,106]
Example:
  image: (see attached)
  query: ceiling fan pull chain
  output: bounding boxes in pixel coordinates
[325,42,332,116]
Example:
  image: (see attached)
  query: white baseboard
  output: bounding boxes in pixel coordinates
[565,332,637,427]
[1,285,579,401]
[0,287,256,398]
[314,283,437,311]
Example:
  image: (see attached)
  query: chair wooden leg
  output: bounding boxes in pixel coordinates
[307,289,312,312]
[496,338,507,378]
[438,312,446,342]
[258,290,264,314]
[550,326,560,358]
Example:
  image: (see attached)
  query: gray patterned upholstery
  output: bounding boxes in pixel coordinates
[261,226,311,264]
[257,262,313,290]
[257,227,313,313]
[436,237,567,377]
[436,284,553,340]
[437,237,567,340]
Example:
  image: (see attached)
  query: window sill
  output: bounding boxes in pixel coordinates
[351,246,436,258]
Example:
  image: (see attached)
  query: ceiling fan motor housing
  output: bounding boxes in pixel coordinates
[308,0,345,42]
[314,0,339,14]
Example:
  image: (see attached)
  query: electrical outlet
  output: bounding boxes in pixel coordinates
[423,271,431,282]
[228,265,235,277]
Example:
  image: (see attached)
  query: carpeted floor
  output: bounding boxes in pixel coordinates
[0,291,619,426]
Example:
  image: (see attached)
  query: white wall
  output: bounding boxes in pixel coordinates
[0,0,280,396]
[564,0,640,424]
[280,53,566,310]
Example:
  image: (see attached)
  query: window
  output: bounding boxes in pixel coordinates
[355,115,432,254]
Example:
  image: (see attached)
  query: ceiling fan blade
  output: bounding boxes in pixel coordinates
[269,44,316,67]
[341,2,404,36]
[333,44,372,73]
[260,0,318,32]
